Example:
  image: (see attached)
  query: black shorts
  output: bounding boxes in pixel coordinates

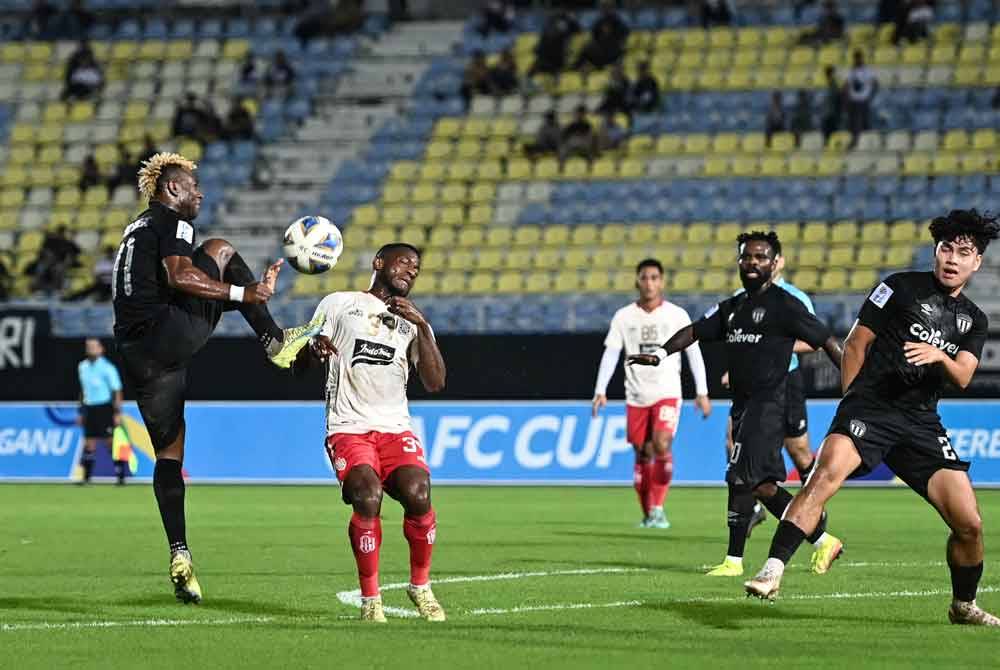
[827,395,970,500]
[728,391,788,489]
[82,403,115,439]
[115,247,226,452]
[784,367,808,438]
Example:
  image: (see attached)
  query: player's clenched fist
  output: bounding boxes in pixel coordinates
[385,296,427,326]
[242,281,273,304]
[309,334,338,361]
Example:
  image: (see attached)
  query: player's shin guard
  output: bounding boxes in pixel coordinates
[726,483,755,558]
[949,560,984,603]
[756,485,793,520]
[349,514,382,597]
[403,509,436,587]
[153,459,187,554]
[223,252,283,351]
[768,519,807,564]
[650,454,673,508]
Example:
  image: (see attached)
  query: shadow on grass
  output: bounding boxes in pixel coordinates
[0,596,97,615]
[643,600,946,630]
[113,595,329,618]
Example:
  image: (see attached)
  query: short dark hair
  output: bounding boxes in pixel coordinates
[635,258,663,275]
[929,209,1000,254]
[737,230,782,257]
[376,242,421,260]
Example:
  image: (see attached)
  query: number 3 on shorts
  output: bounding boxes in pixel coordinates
[401,436,426,462]
[658,403,678,430]
[938,436,958,461]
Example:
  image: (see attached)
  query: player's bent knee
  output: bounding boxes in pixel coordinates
[753,481,778,499]
[199,238,236,273]
[952,515,983,543]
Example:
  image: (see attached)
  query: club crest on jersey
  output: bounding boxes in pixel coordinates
[849,420,867,438]
[334,457,347,472]
[956,313,972,334]
[398,320,412,336]
[751,307,766,324]
[352,339,395,367]
[920,303,934,315]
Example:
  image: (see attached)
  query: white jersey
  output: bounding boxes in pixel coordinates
[312,291,424,436]
[604,301,698,407]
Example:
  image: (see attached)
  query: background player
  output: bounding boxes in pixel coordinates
[746,210,1000,626]
[629,232,844,577]
[592,258,711,529]
[295,243,446,623]
[76,338,123,484]
[113,152,321,604]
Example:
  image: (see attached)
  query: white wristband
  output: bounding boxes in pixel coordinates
[654,349,667,362]
[229,285,245,303]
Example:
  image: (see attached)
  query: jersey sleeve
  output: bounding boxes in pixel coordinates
[782,292,830,348]
[692,299,728,342]
[960,310,989,360]
[314,294,339,339]
[157,218,195,259]
[603,311,625,349]
[788,284,816,315]
[856,274,901,334]
[105,361,123,392]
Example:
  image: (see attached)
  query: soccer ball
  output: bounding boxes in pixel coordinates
[282,215,344,274]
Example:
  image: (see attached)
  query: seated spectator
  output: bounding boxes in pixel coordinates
[294,0,364,44]
[67,246,114,302]
[172,92,221,143]
[765,91,786,146]
[596,111,626,151]
[790,90,814,145]
[79,155,102,191]
[29,0,56,39]
[845,49,878,148]
[700,0,735,28]
[490,49,519,95]
[225,100,256,141]
[265,50,296,96]
[27,225,80,296]
[798,0,845,45]
[106,144,133,193]
[477,0,514,38]
[894,0,934,44]
[560,105,597,161]
[631,60,661,113]
[524,110,562,158]
[992,86,1000,110]
[597,64,632,120]
[821,64,843,140]
[239,52,258,88]
[460,50,493,111]
[136,134,157,167]
[62,42,103,100]
[573,0,629,71]
[529,10,579,76]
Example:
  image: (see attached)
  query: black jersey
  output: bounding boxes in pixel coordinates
[112,201,196,339]
[693,283,831,403]
[848,271,988,414]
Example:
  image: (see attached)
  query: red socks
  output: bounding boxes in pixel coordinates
[348,513,382,597]
[649,454,673,509]
[403,509,436,587]
[633,462,650,516]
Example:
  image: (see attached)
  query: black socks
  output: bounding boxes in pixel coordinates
[726,483,755,558]
[153,459,188,554]
[224,252,283,349]
[950,561,984,602]
[768,519,807,563]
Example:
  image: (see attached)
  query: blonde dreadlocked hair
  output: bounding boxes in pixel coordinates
[137,152,197,200]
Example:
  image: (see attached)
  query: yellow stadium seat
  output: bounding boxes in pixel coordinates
[477,160,503,181]
[445,249,475,271]
[521,271,550,293]
[619,159,643,178]
[476,249,503,270]
[504,249,532,270]
[855,246,883,269]
[706,246,733,269]
[43,103,67,124]
[889,221,918,243]
[672,270,698,292]
[677,51,703,70]
[410,182,438,204]
[495,271,523,294]
[686,222,713,244]
[790,268,819,292]
[818,269,848,293]
[425,141,452,161]
[723,68,752,90]
[54,187,80,208]
[701,270,729,293]
[591,157,615,179]
[556,72,583,95]
[564,248,589,269]
[571,225,598,245]
[446,161,475,182]
[542,225,570,246]
[796,245,825,268]
[380,205,408,227]
[827,246,854,267]
[490,117,517,139]
[712,133,740,154]
[972,129,997,151]
[655,225,684,245]
[903,153,932,175]
[607,270,632,291]
[507,158,532,180]
[764,27,790,47]
[428,227,455,248]
[703,156,729,177]
[801,222,829,244]
[627,134,655,156]
[413,205,440,227]
[741,133,767,154]
[381,183,408,205]
[468,205,492,226]
[753,69,780,89]
[390,161,419,182]
[0,189,24,208]
[655,135,682,155]
[942,130,969,151]
[534,157,559,179]
[602,222,629,244]
[828,130,852,151]
[434,118,461,139]
[28,166,55,188]
[420,161,447,181]
[483,139,509,160]
[466,272,494,294]
[469,183,495,205]
[8,145,34,166]
[563,158,588,178]
[849,269,879,292]
[455,140,481,161]
[79,209,103,231]
[769,133,795,153]
[830,221,859,244]
[772,222,800,243]
[758,156,785,177]
[486,227,513,247]
[959,152,990,174]
[932,152,960,175]
[582,271,611,292]
[816,155,845,176]
[683,134,710,154]
[885,244,914,268]
[514,225,541,246]
[788,154,817,177]
[530,247,561,270]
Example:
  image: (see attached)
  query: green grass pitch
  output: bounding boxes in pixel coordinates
[2,484,998,669]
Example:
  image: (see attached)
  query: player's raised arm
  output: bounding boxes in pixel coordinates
[162,255,273,304]
[627,323,697,366]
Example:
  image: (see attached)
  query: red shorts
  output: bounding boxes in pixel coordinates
[626,398,681,447]
[325,430,429,483]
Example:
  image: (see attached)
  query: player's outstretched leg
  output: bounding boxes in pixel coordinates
[926,469,1000,626]
[388,466,445,622]
[745,435,858,600]
[753,482,843,574]
[647,432,673,529]
[707,479,754,576]
[343,466,385,622]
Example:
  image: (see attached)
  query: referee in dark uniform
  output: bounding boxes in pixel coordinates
[76,337,123,484]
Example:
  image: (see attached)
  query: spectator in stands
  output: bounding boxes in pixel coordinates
[596,111,626,152]
[877,0,903,25]
[27,226,80,296]
[225,100,256,141]
[597,64,632,122]
[107,144,133,193]
[0,254,10,301]
[699,0,735,28]
[67,246,114,302]
[136,134,157,168]
[79,155,102,191]
[798,0,845,45]
[294,0,364,44]
[29,0,56,39]
[56,0,94,39]
[631,60,661,114]
[573,0,629,71]
[265,50,296,97]
[764,91,786,146]
[894,0,934,43]
[524,110,562,158]
[528,10,579,76]
[820,65,842,141]
[992,87,1000,109]
[790,90,814,146]
[560,104,597,161]
[62,42,103,101]
[239,52,258,89]
[844,50,878,148]
[490,49,520,96]
[172,92,221,144]
[460,50,493,111]
[477,0,514,37]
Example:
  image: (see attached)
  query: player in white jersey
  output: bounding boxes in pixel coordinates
[592,259,712,529]
[294,243,446,623]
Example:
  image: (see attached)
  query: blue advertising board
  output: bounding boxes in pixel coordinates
[2,401,1000,485]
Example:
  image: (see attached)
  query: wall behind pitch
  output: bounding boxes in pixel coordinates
[4,400,1000,486]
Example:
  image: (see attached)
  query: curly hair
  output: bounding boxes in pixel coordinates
[736,230,782,256]
[137,152,197,200]
[929,209,1000,254]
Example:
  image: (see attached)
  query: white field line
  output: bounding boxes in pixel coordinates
[697,560,950,571]
[0,616,272,632]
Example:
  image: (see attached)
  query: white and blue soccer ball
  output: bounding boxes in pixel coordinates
[282,215,344,274]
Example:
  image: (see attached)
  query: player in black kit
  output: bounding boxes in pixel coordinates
[113,153,323,603]
[629,232,845,577]
[745,210,1000,626]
